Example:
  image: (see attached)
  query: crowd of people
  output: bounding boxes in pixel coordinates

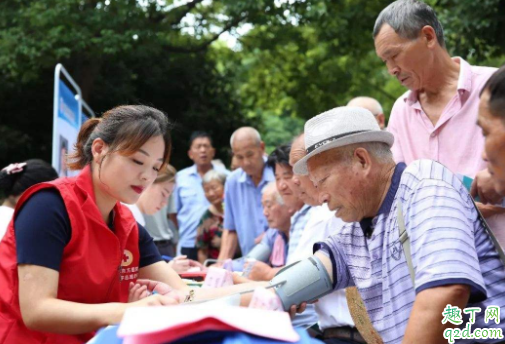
[0,0,505,343]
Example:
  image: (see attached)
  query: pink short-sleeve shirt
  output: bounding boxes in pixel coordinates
[387,57,496,178]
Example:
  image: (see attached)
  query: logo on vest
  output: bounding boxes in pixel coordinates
[120,250,139,281]
[122,250,133,267]
[391,240,402,261]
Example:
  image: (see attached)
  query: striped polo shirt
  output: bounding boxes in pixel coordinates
[316,160,505,343]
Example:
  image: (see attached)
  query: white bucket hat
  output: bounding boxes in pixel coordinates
[293,107,394,175]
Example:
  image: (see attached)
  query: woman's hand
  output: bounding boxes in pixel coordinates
[129,292,181,307]
[131,279,187,302]
[128,282,150,302]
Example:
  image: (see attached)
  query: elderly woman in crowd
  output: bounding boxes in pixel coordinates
[196,169,227,263]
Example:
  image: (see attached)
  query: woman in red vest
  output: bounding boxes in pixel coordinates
[0,105,189,343]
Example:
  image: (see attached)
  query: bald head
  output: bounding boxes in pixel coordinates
[347,97,383,115]
[230,127,261,148]
[347,97,385,129]
[230,126,265,178]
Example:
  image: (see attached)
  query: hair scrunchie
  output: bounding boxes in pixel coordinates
[2,163,27,175]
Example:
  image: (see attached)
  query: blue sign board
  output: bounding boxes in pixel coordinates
[58,80,80,129]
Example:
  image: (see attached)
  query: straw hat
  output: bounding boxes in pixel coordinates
[293,107,394,175]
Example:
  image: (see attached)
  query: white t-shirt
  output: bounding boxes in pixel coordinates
[290,204,355,330]
[123,203,145,227]
[0,206,14,239]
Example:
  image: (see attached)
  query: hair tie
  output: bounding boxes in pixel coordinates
[2,163,27,175]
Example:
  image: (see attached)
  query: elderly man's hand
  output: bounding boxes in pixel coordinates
[168,255,205,273]
[475,202,505,218]
[243,260,275,281]
[288,303,307,319]
[288,300,319,319]
[471,169,504,206]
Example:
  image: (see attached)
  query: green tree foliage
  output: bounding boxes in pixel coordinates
[0,0,504,167]
[227,0,505,140]
[435,0,505,61]
[0,0,273,167]
[231,0,404,127]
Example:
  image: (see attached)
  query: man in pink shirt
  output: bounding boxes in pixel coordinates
[374,0,504,219]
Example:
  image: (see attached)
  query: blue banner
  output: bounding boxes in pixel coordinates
[58,80,80,129]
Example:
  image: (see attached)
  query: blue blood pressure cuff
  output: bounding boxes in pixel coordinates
[245,242,272,262]
[269,255,333,311]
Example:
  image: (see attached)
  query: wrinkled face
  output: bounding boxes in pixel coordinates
[97,135,165,205]
[275,163,301,209]
[232,138,265,177]
[262,190,291,231]
[307,149,367,222]
[203,179,225,207]
[375,24,431,91]
[289,136,320,206]
[188,137,215,167]
[139,180,174,215]
[478,91,505,196]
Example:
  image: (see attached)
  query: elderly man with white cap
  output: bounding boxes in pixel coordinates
[268,107,505,344]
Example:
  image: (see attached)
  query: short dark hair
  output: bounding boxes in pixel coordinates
[267,144,292,173]
[0,159,58,198]
[189,131,213,148]
[481,65,505,121]
[373,0,445,48]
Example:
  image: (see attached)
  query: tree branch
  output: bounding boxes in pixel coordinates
[168,0,206,27]
[163,13,247,53]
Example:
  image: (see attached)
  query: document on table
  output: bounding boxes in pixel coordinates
[118,304,300,344]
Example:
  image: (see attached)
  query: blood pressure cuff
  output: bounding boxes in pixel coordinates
[269,255,333,311]
[245,242,272,263]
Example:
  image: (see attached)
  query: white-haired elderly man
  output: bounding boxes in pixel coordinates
[288,133,365,344]
[247,181,292,278]
[268,107,505,344]
[373,0,505,222]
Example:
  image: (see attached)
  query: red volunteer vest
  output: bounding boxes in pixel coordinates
[0,166,140,344]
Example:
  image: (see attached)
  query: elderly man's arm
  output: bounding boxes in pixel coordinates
[217,230,238,261]
[243,261,280,281]
[402,284,470,344]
